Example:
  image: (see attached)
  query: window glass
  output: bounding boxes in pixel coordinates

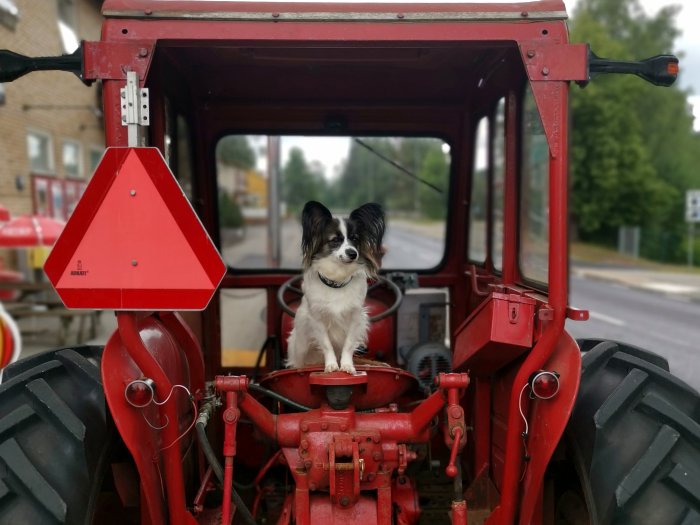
[220,288,268,368]
[62,140,82,178]
[27,131,53,174]
[216,135,450,270]
[520,85,549,284]
[176,115,194,201]
[89,147,103,174]
[468,118,489,263]
[492,98,506,270]
[0,0,19,30]
[57,0,79,53]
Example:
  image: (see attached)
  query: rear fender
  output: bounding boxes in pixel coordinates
[102,313,194,525]
[518,331,581,524]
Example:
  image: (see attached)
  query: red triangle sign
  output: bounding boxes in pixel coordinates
[44,147,226,310]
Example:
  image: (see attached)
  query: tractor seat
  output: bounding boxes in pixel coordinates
[259,365,419,410]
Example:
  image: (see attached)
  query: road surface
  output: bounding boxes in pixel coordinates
[566,274,700,392]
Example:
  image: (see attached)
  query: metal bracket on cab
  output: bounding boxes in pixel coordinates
[120,71,149,147]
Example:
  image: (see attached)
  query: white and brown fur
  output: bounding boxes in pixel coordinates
[286,201,385,374]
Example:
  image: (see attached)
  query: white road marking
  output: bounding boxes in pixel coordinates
[642,282,699,294]
[589,311,627,327]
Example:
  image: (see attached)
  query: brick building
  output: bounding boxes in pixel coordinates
[0,0,104,272]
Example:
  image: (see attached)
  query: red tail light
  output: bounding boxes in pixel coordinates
[530,371,560,400]
[125,378,155,408]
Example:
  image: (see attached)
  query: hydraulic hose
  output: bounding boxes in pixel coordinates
[247,382,311,411]
[195,402,257,525]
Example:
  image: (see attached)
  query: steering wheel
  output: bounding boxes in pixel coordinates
[277,275,403,322]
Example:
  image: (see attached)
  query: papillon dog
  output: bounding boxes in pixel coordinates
[286,201,385,374]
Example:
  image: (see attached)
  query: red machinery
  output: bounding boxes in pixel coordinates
[0,2,692,525]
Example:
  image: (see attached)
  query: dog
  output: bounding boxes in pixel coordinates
[286,201,385,374]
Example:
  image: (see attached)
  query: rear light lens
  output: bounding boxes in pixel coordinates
[668,62,679,75]
[530,371,560,400]
[125,378,155,408]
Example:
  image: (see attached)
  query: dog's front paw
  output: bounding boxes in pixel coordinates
[324,361,340,373]
[340,362,356,374]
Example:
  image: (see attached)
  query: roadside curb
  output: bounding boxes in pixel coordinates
[572,267,700,305]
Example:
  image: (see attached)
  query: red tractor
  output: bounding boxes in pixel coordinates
[0,1,695,524]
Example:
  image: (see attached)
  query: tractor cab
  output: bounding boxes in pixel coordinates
[0,1,686,525]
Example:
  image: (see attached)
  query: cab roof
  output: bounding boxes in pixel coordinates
[102,0,568,22]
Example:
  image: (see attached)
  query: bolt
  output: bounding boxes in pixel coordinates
[130,189,136,196]
[542,67,550,76]
[527,50,535,58]
[138,48,149,58]
[340,496,350,507]
[301,439,309,450]
[450,406,462,419]
[131,260,138,267]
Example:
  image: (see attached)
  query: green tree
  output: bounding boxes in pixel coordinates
[283,148,327,214]
[217,136,256,170]
[418,148,449,220]
[569,0,700,260]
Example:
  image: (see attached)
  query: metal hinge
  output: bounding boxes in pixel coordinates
[120,71,149,146]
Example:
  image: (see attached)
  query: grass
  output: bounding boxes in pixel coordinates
[571,242,700,274]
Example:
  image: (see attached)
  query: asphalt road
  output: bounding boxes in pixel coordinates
[566,274,700,393]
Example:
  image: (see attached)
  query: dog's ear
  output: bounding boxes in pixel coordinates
[301,201,332,268]
[350,203,385,277]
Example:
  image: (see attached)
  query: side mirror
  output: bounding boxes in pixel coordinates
[585,48,679,87]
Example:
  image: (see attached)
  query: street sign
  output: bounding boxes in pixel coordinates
[44,147,226,310]
[686,190,700,222]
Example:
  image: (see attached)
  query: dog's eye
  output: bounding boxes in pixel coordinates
[330,235,343,244]
[348,234,359,242]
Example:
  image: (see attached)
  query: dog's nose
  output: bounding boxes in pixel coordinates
[345,248,358,260]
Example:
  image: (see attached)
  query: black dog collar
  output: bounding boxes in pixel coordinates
[318,272,353,289]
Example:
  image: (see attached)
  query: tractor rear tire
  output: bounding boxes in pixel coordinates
[0,346,110,524]
[567,340,700,525]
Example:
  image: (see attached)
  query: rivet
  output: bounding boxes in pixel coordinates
[340,496,350,507]
[121,92,126,99]
[130,189,136,196]
[272,12,280,18]
[321,422,328,430]
[521,11,529,17]
[138,47,149,58]
[304,460,312,469]
[131,260,138,267]
[301,422,309,432]
[340,424,347,432]
[373,451,381,461]
[397,13,405,19]
[301,439,309,450]
[542,67,550,76]
[527,50,535,58]
[309,481,317,490]
[144,8,152,15]
[450,406,462,418]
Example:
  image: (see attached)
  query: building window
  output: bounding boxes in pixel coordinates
[89,147,103,174]
[62,139,82,177]
[57,0,79,53]
[0,0,19,30]
[27,130,54,174]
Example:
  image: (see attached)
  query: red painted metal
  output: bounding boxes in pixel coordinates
[486,81,570,525]
[82,41,154,82]
[102,313,196,525]
[44,147,225,310]
[452,500,468,525]
[221,390,240,525]
[453,293,537,374]
[518,332,581,524]
[260,366,419,410]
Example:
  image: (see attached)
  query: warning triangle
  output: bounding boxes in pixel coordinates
[44,148,226,310]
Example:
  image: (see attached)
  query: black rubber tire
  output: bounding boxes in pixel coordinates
[0,346,110,524]
[567,339,700,525]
